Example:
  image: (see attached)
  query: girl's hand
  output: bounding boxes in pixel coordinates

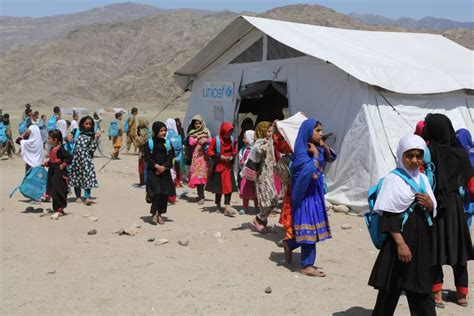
[415,193,434,211]
[396,242,412,263]
[308,143,319,157]
[157,165,166,174]
[94,132,101,141]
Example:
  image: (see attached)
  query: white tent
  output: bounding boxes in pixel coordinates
[173,15,474,212]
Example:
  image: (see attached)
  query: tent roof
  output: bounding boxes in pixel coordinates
[174,16,474,94]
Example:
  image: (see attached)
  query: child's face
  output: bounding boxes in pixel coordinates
[118,115,122,120]
[48,136,59,146]
[83,119,93,131]
[266,126,272,139]
[402,149,423,171]
[312,124,323,144]
[194,120,202,130]
[158,127,167,139]
[243,137,248,145]
[41,115,46,120]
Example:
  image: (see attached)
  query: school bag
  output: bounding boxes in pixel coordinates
[365,168,433,249]
[18,117,28,135]
[9,166,48,201]
[47,115,57,131]
[64,128,81,153]
[0,122,7,144]
[108,120,119,137]
[166,129,183,162]
[422,147,436,190]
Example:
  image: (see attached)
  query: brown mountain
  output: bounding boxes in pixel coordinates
[0,4,471,111]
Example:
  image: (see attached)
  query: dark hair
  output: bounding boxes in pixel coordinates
[131,107,138,114]
[25,103,31,108]
[115,112,122,119]
[79,115,94,132]
[66,120,71,127]
[3,113,9,119]
[53,106,61,114]
[25,108,32,115]
[48,129,63,143]
[33,111,39,116]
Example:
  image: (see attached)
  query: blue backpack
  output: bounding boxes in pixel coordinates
[108,120,119,137]
[64,129,81,153]
[166,129,182,162]
[47,115,57,131]
[365,168,432,249]
[10,167,48,201]
[423,147,436,190]
[0,122,7,143]
[148,134,171,154]
[18,117,28,135]
[215,135,234,155]
[123,116,129,134]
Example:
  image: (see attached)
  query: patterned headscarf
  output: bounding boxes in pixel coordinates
[186,114,211,139]
[254,121,271,141]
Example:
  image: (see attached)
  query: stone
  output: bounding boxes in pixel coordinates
[333,205,350,214]
[178,239,189,246]
[83,214,90,218]
[88,216,98,222]
[341,224,352,230]
[50,213,60,220]
[155,239,169,246]
[87,229,97,235]
[123,227,138,236]
[214,231,222,238]
[325,200,334,211]
[133,223,142,229]
[147,237,155,242]
[47,270,56,275]
[265,287,272,294]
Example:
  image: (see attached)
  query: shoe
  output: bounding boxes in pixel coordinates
[239,209,246,215]
[223,206,237,217]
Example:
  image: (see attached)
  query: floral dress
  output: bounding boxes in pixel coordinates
[69,134,98,189]
[188,136,210,188]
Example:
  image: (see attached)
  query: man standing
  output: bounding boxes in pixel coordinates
[125,107,138,155]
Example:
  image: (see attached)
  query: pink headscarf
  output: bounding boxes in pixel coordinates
[414,121,425,137]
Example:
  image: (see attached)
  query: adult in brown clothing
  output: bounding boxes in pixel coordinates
[125,107,138,155]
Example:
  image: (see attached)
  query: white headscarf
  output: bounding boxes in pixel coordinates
[374,134,437,216]
[165,118,178,134]
[20,125,44,168]
[244,130,255,147]
[275,112,307,152]
[56,120,68,139]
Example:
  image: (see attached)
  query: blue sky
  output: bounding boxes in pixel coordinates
[1,0,473,21]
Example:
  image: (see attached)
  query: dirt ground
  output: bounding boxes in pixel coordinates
[1,150,473,315]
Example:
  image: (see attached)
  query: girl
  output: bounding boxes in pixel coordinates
[136,118,149,186]
[283,119,336,277]
[165,118,183,203]
[145,121,176,225]
[424,114,473,308]
[110,112,123,160]
[239,130,257,215]
[44,129,73,216]
[56,119,68,140]
[252,121,279,230]
[18,125,44,173]
[205,122,237,216]
[38,114,48,148]
[368,134,437,315]
[187,115,211,205]
[93,112,106,158]
[69,116,100,205]
[238,118,254,151]
[456,128,474,229]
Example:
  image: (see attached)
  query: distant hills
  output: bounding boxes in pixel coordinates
[0,2,472,111]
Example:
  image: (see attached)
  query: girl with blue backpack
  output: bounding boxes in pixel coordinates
[145,121,175,225]
[424,114,473,308]
[368,134,437,315]
[68,116,100,205]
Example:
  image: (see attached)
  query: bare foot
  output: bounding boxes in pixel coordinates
[301,266,326,277]
[157,215,165,225]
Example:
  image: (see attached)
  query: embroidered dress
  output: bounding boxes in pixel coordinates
[188,136,210,188]
[239,147,256,199]
[69,134,98,189]
[255,139,278,209]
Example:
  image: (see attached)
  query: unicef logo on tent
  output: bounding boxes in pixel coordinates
[202,82,234,102]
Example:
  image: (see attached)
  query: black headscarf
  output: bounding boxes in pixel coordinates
[152,121,166,141]
[424,113,472,208]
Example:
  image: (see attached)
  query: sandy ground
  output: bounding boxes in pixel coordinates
[1,151,473,315]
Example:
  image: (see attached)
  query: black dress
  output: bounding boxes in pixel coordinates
[144,138,175,214]
[46,145,73,212]
[369,208,434,294]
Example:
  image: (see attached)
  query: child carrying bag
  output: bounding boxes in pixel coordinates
[365,168,432,249]
[10,166,48,201]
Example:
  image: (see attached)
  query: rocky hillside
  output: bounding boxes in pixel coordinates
[0,3,472,111]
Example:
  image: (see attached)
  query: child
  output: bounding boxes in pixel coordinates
[283,119,336,277]
[110,112,123,160]
[136,119,149,186]
[239,130,257,214]
[93,112,106,158]
[39,114,48,148]
[44,129,73,216]
[165,118,183,204]
[187,115,211,205]
[369,134,437,315]
[125,107,138,155]
[69,116,100,205]
[18,125,44,173]
[145,121,176,225]
[70,111,79,131]
[424,114,473,308]
[456,128,474,230]
[252,121,278,230]
[205,122,237,216]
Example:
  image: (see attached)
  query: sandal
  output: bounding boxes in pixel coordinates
[282,240,292,264]
[447,291,468,307]
[301,266,326,277]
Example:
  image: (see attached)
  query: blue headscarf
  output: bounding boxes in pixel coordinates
[291,119,320,211]
[456,128,474,167]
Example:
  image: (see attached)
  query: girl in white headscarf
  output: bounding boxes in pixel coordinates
[369,134,437,316]
[56,119,68,140]
[238,130,257,214]
[20,125,45,173]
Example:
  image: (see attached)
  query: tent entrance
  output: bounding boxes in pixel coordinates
[237,80,288,124]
